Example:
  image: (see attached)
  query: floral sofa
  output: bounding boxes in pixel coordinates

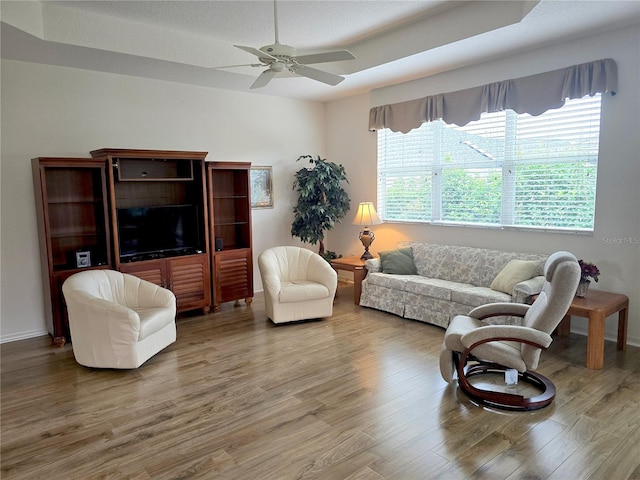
[359,243,548,329]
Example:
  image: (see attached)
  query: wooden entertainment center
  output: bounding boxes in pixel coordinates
[32,149,253,345]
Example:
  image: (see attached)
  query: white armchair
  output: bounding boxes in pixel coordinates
[62,269,177,369]
[258,246,338,324]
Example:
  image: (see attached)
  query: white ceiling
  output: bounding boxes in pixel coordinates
[2,0,640,102]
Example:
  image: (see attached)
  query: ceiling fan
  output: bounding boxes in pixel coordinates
[228,0,356,89]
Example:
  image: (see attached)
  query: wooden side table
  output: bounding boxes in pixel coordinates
[330,256,369,305]
[556,290,629,369]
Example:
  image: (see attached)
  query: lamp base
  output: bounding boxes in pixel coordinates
[359,229,375,261]
[360,250,374,260]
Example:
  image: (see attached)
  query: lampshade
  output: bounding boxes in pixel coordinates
[352,202,382,227]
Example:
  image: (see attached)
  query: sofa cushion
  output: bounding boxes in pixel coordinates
[490,259,542,294]
[359,281,406,317]
[379,248,417,275]
[451,285,511,306]
[364,272,412,290]
[405,277,459,300]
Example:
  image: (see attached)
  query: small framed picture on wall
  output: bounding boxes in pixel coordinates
[251,166,273,209]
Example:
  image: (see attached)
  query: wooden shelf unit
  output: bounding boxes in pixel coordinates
[207,162,253,311]
[32,157,113,345]
[32,151,259,344]
[91,148,212,315]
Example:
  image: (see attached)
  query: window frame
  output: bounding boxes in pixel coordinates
[376,95,602,234]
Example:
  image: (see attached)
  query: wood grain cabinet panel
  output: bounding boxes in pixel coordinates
[207,162,253,312]
[92,148,212,315]
[32,157,112,345]
[120,254,210,313]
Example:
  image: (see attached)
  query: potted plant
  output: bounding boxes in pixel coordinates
[291,155,350,257]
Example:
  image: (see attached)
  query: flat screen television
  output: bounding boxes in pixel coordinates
[117,204,202,260]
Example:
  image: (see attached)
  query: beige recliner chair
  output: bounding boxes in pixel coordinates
[439,251,581,410]
[62,269,177,369]
[258,246,338,324]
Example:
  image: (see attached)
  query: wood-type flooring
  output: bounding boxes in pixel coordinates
[2,283,639,479]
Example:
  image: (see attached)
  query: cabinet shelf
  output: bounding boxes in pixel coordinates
[214,221,249,226]
[50,228,104,238]
[47,199,104,205]
[207,162,253,311]
[32,157,113,345]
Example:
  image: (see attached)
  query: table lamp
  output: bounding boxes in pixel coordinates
[352,202,383,260]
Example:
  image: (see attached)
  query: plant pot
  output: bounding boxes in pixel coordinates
[576,280,590,298]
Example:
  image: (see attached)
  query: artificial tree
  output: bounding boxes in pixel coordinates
[291,155,350,257]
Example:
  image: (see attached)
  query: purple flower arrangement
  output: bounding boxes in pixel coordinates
[578,259,600,283]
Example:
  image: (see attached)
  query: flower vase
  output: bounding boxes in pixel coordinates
[576,280,590,298]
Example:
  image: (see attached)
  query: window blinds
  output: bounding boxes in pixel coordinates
[377,95,601,231]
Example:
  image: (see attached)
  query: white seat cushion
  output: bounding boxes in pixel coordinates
[279,280,330,303]
[135,307,176,340]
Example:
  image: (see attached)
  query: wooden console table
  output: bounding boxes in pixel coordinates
[330,256,369,305]
[556,290,629,370]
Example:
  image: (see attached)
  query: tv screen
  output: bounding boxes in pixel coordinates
[117,205,201,260]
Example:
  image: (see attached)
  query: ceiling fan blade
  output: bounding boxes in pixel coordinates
[234,45,277,61]
[251,69,276,89]
[211,63,264,70]
[291,65,345,86]
[294,50,356,65]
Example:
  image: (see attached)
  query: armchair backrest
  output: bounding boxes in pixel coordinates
[521,251,581,365]
[259,246,332,283]
[63,269,174,309]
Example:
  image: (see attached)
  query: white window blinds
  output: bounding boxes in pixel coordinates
[377,95,601,231]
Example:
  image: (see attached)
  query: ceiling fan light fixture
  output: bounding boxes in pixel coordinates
[231,0,355,89]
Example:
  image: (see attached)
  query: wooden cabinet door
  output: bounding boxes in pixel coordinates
[167,254,211,313]
[120,255,210,313]
[213,249,253,310]
[120,259,166,287]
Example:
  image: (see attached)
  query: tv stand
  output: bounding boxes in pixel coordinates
[92,149,211,315]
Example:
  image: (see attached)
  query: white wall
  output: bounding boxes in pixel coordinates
[327,25,640,345]
[0,60,326,342]
[3,24,639,346]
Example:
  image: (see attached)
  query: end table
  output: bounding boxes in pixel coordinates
[556,290,629,369]
[330,256,370,305]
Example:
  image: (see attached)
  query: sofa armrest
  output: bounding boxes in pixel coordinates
[512,275,546,303]
[365,258,382,273]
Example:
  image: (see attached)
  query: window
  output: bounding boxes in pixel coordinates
[377,95,601,232]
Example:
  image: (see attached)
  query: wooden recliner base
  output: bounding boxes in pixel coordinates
[454,350,557,412]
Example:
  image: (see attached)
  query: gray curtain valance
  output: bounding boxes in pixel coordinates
[369,58,617,133]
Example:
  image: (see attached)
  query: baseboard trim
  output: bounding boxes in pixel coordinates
[1,329,49,344]
[570,326,639,348]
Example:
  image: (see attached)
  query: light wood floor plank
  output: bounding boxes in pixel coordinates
[2,283,639,479]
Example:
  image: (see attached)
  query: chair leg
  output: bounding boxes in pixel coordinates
[454,354,556,411]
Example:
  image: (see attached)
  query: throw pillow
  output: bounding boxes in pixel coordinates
[490,259,542,294]
[379,248,417,275]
